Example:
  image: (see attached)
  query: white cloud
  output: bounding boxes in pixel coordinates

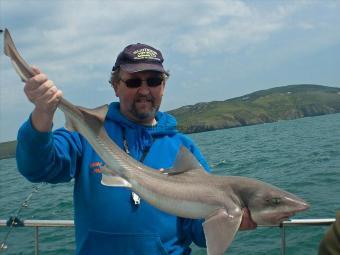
[2,0,336,69]
[0,0,339,141]
[171,1,311,55]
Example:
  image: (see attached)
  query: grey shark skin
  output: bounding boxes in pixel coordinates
[4,29,309,255]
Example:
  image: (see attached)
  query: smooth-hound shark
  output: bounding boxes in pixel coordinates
[4,29,309,255]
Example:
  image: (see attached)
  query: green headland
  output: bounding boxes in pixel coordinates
[1,84,340,159]
[168,84,340,133]
[0,140,17,160]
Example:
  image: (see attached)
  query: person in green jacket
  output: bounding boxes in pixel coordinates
[318,211,340,255]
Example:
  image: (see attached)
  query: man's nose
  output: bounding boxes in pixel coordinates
[137,81,150,95]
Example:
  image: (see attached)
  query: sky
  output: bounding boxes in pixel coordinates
[0,0,339,142]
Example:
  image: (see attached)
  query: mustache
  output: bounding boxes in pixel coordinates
[134,95,154,103]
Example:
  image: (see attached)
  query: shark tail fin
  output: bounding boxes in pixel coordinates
[4,28,35,82]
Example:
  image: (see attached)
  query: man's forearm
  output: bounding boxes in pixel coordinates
[31,107,54,132]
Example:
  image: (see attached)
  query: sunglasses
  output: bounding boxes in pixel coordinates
[120,76,164,88]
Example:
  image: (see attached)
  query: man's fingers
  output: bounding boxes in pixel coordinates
[34,88,62,114]
[22,67,61,116]
[46,89,63,106]
[36,85,60,104]
[28,80,54,97]
[31,66,41,75]
[24,80,55,103]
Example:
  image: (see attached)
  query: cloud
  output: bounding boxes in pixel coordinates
[2,1,338,72]
[0,0,339,141]
[171,1,311,55]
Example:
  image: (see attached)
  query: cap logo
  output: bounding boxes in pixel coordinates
[133,48,160,61]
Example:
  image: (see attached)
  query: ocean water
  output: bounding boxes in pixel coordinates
[1,113,340,255]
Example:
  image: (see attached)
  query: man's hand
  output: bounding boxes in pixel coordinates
[239,207,257,230]
[24,67,62,132]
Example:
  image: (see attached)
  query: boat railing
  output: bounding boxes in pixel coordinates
[0,218,335,255]
[279,218,335,255]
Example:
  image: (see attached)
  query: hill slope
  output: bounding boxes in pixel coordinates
[0,140,17,160]
[1,84,340,158]
[168,84,340,133]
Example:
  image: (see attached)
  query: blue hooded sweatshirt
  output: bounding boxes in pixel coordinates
[16,102,210,255]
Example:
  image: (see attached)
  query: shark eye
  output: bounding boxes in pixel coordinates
[271,197,281,205]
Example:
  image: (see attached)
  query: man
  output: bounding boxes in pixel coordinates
[16,43,256,254]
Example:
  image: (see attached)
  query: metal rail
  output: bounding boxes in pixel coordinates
[0,218,336,255]
[279,218,335,255]
[0,219,74,255]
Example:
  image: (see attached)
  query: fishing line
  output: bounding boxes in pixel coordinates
[0,182,45,252]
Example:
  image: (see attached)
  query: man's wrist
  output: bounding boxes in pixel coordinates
[31,108,54,132]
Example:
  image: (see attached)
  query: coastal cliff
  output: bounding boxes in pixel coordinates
[0,140,16,160]
[168,84,340,134]
[1,84,340,158]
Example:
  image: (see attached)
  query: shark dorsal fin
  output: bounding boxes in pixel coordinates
[163,146,206,175]
[78,104,109,122]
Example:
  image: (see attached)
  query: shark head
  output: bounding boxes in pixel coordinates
[245,181,309,225]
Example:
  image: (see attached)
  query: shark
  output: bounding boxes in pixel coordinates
[4,28,309,255]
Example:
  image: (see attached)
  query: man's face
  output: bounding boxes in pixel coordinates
[114,69,166,125]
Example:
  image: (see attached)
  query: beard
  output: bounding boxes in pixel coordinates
[130,95,160,121]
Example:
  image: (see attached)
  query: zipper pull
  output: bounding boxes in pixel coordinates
[131,192,140,206]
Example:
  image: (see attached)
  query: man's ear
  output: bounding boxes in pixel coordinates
[160,82,166,96]
[112,82,119,97]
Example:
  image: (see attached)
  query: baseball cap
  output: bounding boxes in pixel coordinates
[112,43,168,75]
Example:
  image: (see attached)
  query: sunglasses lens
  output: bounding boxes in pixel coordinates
[147,77,163,87]
[122,77,163,88]
[125,79,142,88]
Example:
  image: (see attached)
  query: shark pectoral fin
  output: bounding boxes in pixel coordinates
[101,165,131,188]
[203,208,243,255]
[101,173,132,188]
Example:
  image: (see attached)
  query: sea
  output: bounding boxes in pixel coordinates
[0,113,339,255]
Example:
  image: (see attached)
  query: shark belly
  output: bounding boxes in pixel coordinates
[130,179,219,219]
